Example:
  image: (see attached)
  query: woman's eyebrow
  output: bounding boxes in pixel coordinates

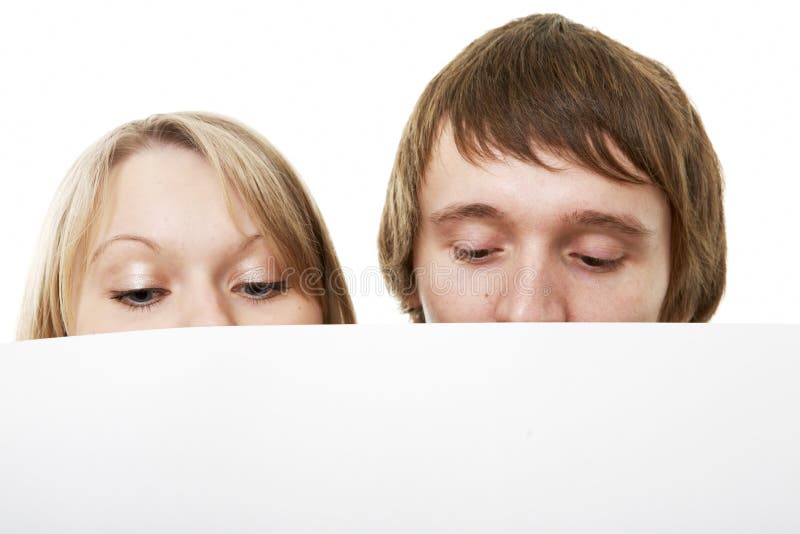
[429,202,506,225]
[565,209,654,237]
[90,234,161,265]
[236,234,263,254]
[90,234,264,267]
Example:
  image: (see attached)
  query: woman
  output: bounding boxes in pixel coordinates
[18,112,355,339]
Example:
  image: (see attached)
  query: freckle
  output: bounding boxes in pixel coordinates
[484,293,489,298]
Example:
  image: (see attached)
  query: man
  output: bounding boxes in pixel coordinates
[378,14,725,322]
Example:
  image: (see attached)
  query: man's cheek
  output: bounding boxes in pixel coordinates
[422,288,494,323]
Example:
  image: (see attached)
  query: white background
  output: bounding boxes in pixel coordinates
[1,0,798,340]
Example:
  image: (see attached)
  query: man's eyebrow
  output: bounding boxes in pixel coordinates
[90,234,161,265]
[565,209,654,237]
[430,203,505,225]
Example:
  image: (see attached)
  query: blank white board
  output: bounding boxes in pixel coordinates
[1,324,798,533]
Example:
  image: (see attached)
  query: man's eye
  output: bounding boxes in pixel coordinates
[235,281,287,300]
[574,254,623,272]
[452,247,498,263]
[111,288,167,309]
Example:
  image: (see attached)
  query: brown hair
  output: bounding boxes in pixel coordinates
[19,112,355,339]
[379,13,725,322]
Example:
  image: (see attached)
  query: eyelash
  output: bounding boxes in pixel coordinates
[110,288,169,311]
[232,280,288,302]
[110,281,288,311]
[571,253,624,273]
[452,247,623,273]
[452,247,501,264]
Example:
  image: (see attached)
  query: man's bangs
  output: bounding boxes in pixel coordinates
[430,17,667,188]
[445,110,651,187]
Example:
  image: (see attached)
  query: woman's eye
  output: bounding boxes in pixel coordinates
[235,281,287,300]
[111,288,168,309]
[452,247,499,263]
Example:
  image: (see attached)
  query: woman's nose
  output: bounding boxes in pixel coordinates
[179,283,236,328]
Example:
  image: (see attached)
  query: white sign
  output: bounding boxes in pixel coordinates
[1,324,798,533]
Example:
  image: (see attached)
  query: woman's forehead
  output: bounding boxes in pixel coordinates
[92,146,264,259]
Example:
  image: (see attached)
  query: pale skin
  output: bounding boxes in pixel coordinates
[410,127,672,322]
[71,145,323,335]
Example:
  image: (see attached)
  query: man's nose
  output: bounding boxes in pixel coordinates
[493,263,567,322]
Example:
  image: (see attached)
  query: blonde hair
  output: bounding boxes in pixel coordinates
[379,14,725,322]
[18,111,355,339]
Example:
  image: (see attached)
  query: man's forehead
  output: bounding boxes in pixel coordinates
[419,127,670,237]
[426,121,652,187]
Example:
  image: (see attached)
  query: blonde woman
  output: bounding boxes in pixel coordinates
[18,112,355,339]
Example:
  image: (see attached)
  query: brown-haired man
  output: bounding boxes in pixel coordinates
[378,13,725,322]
